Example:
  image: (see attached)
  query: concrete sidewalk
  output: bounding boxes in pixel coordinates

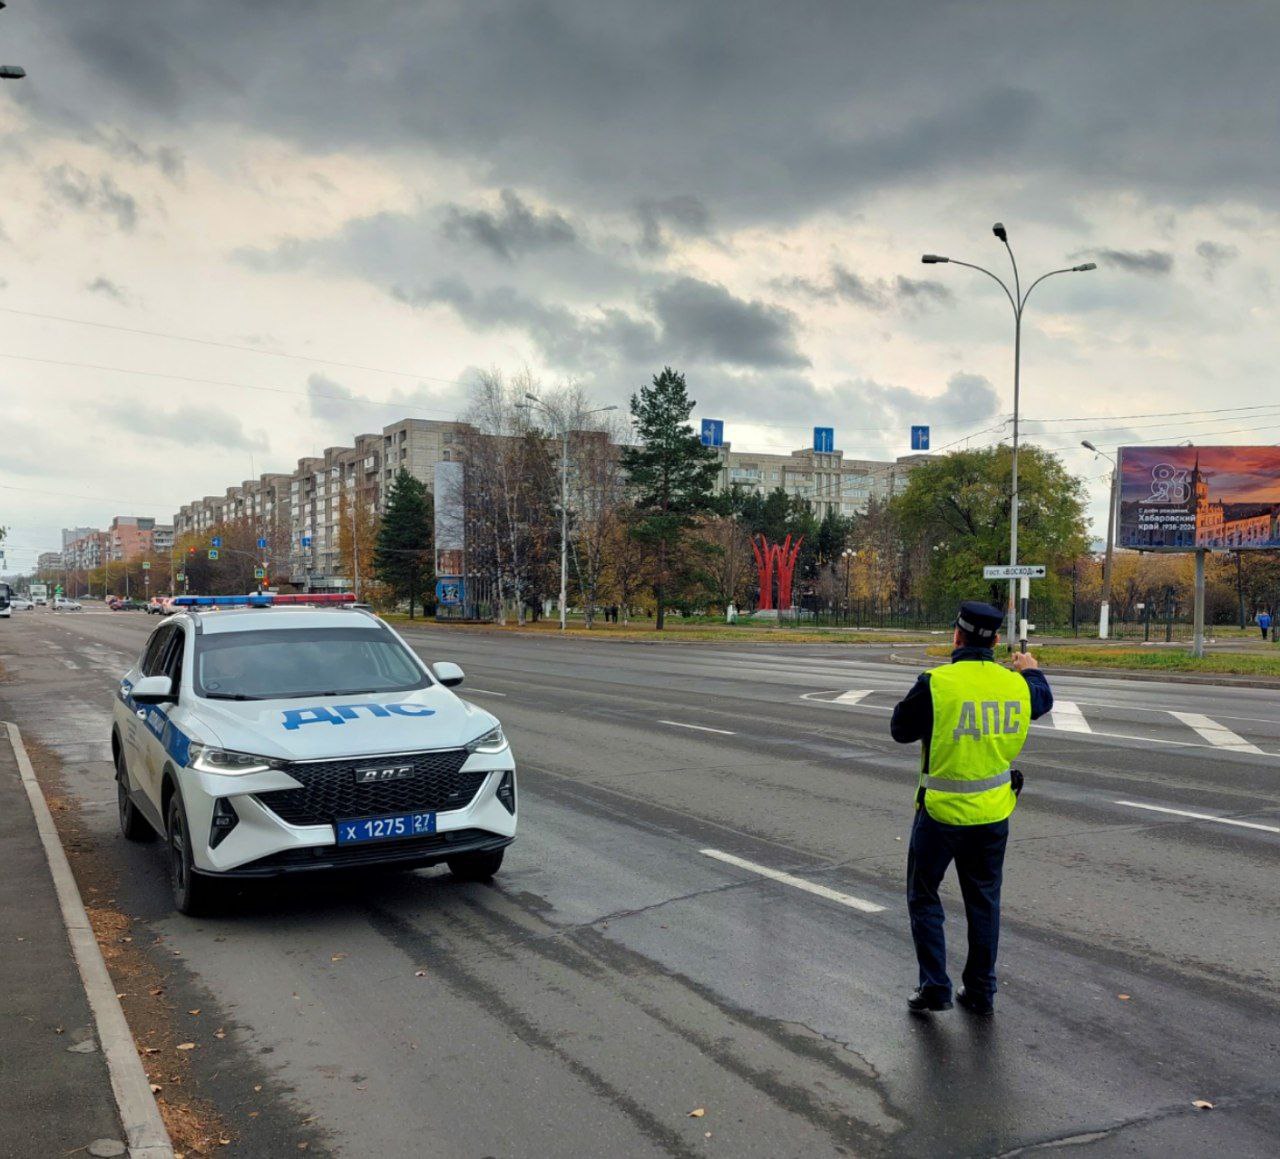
[0,725,167,1159]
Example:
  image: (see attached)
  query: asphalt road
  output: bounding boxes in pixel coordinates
[2,609,1278,1157]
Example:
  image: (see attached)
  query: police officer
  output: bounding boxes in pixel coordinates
[890,600,1053,1015]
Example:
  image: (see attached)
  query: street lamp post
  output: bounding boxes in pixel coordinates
[1082,441,1119,638]
[519,396,618,631]
[841,547,856,622]
[923,227,1096,647]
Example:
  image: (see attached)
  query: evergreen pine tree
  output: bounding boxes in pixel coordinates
[373,468,434,618]
[620,367,721,629]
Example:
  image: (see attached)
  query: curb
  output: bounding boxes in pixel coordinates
[885,653,1280,690]
[4,722,174,1159]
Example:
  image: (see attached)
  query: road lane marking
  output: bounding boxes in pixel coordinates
[700,848,886,913]
[834,690,874,705]
[1047,700,1091,733]
[1169,711,1263,754]
[659,720,736,735]
[1115,800,1280,834]
[464,688,507,697]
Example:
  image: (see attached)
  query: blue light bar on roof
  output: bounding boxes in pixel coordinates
[171,594,274,607]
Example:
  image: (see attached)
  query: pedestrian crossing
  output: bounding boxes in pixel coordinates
[798,688,1280,755]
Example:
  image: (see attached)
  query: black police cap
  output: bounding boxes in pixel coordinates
[955,600,1003,639]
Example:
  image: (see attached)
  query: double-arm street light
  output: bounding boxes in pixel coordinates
[923,225,1096,646]
[519,395,618,631]
[1082,440,1120,639]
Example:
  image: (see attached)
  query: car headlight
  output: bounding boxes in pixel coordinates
[188,743,278,774]
[467,724,508,754]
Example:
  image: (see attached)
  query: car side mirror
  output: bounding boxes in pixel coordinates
[433,662,464,688]
[132,674,175,705]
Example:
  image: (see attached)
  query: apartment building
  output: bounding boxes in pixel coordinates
[169,414,926,590]
[56,518,175,571]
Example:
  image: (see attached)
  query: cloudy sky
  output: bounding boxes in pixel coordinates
[4,0,1280,570]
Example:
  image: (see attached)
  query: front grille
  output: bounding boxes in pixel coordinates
[259,749,487,826]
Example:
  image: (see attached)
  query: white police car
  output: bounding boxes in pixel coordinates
[110,595,516,913]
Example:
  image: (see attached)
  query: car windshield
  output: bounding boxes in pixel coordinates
[194,626,431,700]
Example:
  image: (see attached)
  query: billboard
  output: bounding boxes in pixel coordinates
[1118,446,1280,551]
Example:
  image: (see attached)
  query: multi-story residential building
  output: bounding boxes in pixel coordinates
[106,516,173,561]
[37,551,62,574]
[170,415,927,590]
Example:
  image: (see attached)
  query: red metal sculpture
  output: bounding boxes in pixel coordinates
[752,533,804,611]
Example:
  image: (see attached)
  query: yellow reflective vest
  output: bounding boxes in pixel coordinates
[921,661,1030,825]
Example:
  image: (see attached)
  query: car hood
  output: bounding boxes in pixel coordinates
[189,685,497,761]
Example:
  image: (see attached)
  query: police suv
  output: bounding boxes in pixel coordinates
[111,595,516,913]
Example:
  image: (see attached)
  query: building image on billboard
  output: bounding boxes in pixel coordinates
[1118,446,1280,550]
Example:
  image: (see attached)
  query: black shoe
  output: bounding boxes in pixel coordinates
[956,988,994,1016]
[907,987,953,1013]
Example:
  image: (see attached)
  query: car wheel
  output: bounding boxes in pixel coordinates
[447,849,504,882]
[115,749,155,843]
[166,793,213,915]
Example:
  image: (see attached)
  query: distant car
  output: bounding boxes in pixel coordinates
[53,597,83,611]
[9,597,35,611]
[148,597,166,615]
[111,598,147,612]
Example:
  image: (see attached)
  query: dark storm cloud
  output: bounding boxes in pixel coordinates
[25,2,1280,222]
[43,164,139,231]
[649,277,808,369]
[774,266,953,313]
[1090,248,1174,275]
[394,277,660,371]
[85,276,128,303]
[635,196,712,254]
[441,189,577,262]
[894,276,954,308]
[1195,240,1239,276]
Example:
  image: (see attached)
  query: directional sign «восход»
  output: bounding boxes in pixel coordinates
[983,564,1046,579]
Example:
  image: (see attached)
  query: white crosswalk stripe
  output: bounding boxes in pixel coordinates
[1168,711,1264,754]
[1047,699,1092,733]
[833,690,874,705]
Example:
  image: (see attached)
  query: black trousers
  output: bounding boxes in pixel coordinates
[906,808,1009,1003]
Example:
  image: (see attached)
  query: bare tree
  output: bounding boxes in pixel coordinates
[696,514,752,609]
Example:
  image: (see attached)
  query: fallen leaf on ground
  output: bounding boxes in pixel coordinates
[142,1047,161,1055]
[214,1029,226,1040]
[188,1009,201,1016]
[1117,994,1130,1000]
[176,1043,196,1051]
[1193,1099,1214,1110]
[331,953,347,962]
[414,970,427,977]
[116,993,127,999]
[688,1108,706,1118]
[219,1138,231,1146]
[253,1085,262,1093]
[150,1084,162,1093]
[149,988,164,996]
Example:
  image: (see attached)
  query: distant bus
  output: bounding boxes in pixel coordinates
[0,582,12,616]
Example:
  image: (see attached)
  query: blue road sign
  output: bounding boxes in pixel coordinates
[301,536,312,548]
[700,418,724,448]
[253,567,265,579]
[911,425,930,451]
[208,549,220,560]
[257,537,268,549]
[813,426,834,454]
[211,536,222,548]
